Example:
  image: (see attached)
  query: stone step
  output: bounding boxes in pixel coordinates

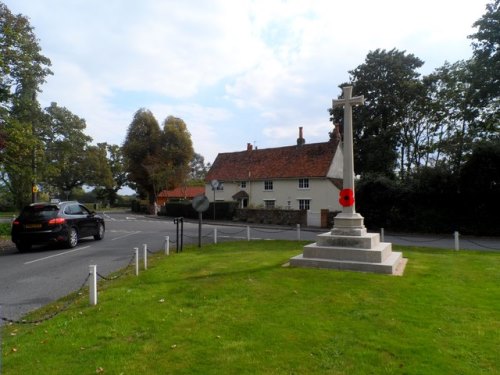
[302,242,392,263]
[316,232,380,249]
[289,251,404,275]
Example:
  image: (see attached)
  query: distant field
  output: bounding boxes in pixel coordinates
[2,240,499,374]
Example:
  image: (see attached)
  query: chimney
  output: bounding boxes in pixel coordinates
[330,122,341,142]
[297,126,305,146]
[247,143,253,151]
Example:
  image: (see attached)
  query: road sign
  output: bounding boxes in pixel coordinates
[192,194,210,213]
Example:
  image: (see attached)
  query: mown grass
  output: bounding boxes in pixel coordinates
[1,241,499,374]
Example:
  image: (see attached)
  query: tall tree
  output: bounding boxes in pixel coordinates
[468,0,500,106]
[122,108,162,202]
[41,102,94,197]
[159,115,194,190]
[1,2,52,206]
[332,48,425,178]
[424,61,491,174]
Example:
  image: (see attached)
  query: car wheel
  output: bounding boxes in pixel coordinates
[16,242,31,252]
[94,223,105,240]
[67,227,78,248]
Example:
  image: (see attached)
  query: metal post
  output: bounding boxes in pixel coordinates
[180,218,184,252]
[143,244,148,270]
[214,228,218,244]
[296,224,301,241]
[174,218,180,253]
[454,231,460,251]
[134,248,139,276]
[164,236,170,256]
[381,228,385,242]
[89,265,97,306]
[198,212,202,248]
[247,226,251,241]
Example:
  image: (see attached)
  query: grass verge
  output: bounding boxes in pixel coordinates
[1,241,499,374]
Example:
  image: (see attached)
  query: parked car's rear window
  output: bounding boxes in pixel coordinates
[20,205,59,220]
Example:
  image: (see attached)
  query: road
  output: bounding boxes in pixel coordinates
[1,211,498,322]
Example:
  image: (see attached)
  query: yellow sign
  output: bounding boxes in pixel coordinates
[32,185,39,193]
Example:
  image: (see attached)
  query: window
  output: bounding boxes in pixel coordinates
[264,180,273,191]
[240,181,247,189]
[298,199,310,210]
[264,200,275,209]
[216,182,224,191]
[298,178,309,189]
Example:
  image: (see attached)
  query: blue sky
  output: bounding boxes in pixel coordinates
[4,0,487,164]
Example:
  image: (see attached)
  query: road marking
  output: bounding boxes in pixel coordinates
[111,231,141,241]
[24,246,91,265]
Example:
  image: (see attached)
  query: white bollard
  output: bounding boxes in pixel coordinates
[89,265,97,306]
[381,228,385,242]
[454,231,460,251]
[247,226,251,241]
[214,228,218,244]
[143,244,148,270]
[297,224,301,241]
[134,248,139,276]
[164,236,170,256]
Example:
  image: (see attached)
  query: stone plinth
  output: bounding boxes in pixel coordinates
[290,230,407,275]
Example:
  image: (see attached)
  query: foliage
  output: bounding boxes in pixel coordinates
[0,3,52,113]
[2,241,499,374]
[122,108,162,202]
[189,152,211,182]
[468,0,500,106]
[123,111,194,204]
[333,48,425,178]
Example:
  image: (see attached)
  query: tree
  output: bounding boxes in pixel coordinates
[0,3,52,113]
[189,152,211,183]
[95,143,127,205]
[1,2,51,206]
[468,0,500,105]
[41,102,94,197]
[122,108,162,202]
[332,48,426,178]
[424,60,494,174]
[159,116,194,189]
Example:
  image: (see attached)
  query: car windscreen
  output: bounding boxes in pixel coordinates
[19,205,59,220]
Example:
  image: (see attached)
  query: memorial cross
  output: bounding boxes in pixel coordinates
[332,86,364,215]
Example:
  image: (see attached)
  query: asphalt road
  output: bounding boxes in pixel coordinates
[1,211,498,322]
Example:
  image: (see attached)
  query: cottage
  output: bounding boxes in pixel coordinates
[156,186,205,206]
[205,127,344,226]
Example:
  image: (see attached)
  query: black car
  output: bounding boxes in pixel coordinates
[11,201,105,252]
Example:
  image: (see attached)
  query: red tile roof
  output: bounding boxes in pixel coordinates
[158,186,205,198]
[206,139,340,182]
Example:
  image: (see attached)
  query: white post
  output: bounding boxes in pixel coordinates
[214,228,218,244]
[297,224,301,241]
[381,228,385,242]
[89,265,97,306]
[134,247,139,276]
[454,231,460,251]
[247,226,251,241]
[164,236,170,256]
[143,244,148,270]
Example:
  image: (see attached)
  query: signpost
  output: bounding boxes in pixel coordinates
[192,194,210,247]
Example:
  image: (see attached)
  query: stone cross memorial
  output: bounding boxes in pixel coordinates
[290,86,407,275]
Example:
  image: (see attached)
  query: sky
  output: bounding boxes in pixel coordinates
[4,0,488,165]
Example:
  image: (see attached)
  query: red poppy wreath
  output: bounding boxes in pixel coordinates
[339,188,355,207]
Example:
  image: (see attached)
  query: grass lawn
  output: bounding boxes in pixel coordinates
[1,241,499,374]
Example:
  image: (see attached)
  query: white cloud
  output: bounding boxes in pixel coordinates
[3,0,488,162]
